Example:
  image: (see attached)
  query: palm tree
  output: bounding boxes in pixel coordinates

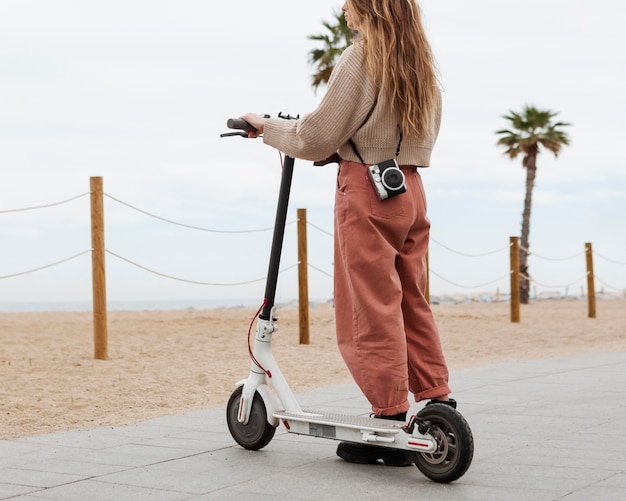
[307,9,354,91]
[496,105,571,304]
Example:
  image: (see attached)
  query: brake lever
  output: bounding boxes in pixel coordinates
[220,131,250,138]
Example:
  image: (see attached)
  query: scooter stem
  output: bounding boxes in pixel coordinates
[260,155,295,320]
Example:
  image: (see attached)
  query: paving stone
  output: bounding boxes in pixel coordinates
[1,352,625,500]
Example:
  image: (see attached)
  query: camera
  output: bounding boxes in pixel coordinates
[367,159,406,200]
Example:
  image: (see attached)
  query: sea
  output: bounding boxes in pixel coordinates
[0,293,614,313]
[0,299,266,313]
[0,298,333,313]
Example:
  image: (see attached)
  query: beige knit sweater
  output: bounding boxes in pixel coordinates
[263,40,442,167]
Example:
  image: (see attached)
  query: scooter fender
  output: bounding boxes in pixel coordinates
[235,379,280,427]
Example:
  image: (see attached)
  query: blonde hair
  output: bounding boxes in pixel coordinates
[347,0,439,137]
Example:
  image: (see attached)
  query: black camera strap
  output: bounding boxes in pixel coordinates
[348,125,403,166]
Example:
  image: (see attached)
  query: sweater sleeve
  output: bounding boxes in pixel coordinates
[262,43,378,162]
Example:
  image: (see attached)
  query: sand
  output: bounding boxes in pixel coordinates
[1,299,625,439]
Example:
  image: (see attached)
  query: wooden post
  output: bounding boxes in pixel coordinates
[585,242,596,318]
[510,236,520,323]
[90,177,109,360]
[425,249,430,304]
[297,208,310,344]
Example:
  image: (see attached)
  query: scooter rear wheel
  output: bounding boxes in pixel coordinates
[414,403,474,483]
[226,386,276,450]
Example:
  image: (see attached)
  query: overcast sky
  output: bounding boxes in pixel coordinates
[1,0,625,306]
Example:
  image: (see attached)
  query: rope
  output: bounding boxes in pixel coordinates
[595,275,624,292]
[0,250,91,279]
[306,220,333,237]
[522,273,588,289]
[0,193,89,214]
[308,262,333,278]
[519,244,584,261]
[105,249,298,286]
[104,193,296,234]
[430,237,510,257]
[594,251,626,265]
[428,269,512,289]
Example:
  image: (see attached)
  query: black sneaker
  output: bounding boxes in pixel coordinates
[336,442,415,467]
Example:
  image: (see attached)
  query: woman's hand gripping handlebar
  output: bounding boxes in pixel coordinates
[220,118,256,138]
[220,114,270,139]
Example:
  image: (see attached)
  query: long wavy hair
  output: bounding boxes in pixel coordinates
[347,0,440,137]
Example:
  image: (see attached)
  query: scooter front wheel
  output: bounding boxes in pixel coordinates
[414,403,474,483]
[226,386,276,450]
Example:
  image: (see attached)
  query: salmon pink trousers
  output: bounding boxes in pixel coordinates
[333,160,451,416]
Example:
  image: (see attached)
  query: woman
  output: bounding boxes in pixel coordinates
[242,0,453,466]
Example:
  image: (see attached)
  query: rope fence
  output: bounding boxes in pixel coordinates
[3,183,624,297]
[1,177,625,356]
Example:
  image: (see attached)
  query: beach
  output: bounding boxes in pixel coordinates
[1,299,624,439]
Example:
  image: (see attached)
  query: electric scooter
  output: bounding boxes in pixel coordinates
[220,115,474,483]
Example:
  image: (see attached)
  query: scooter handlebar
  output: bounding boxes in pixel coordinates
[226,118,257,132]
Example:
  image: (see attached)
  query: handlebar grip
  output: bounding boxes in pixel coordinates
[226,118,257,132]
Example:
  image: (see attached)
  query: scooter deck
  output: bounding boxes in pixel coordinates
[273,409,436,451]
[273,409,417,445]
[274,410,403,433]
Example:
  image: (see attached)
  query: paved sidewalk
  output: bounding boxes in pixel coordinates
[2,352,626,500]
